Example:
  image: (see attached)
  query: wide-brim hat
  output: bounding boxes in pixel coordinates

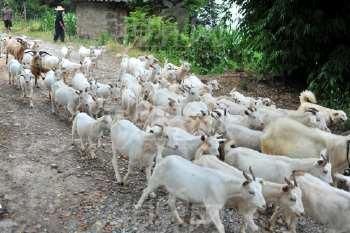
[55,6,65,11]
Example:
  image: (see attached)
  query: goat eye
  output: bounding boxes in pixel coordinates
[323,170,328,174]
[290,197,296,202]
[248,191,255,195]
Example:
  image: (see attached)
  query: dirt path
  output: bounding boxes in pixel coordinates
[0,39,326,233]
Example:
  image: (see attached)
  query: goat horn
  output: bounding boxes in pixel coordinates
[249,166,256,181]
[320,153,327,163]
[305,108,318,115]
[39,51,51,56]
[284,177,293,187]
[292,173,298,187]
[242,170,252,182]
[154,124,164,131]
[213,110,222,117]
[25,50,36,54]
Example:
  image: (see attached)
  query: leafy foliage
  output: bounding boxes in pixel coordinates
[125,10,243,74]
[233,0,350,111]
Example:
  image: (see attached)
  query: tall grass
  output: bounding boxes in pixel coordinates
[124,10,246,74]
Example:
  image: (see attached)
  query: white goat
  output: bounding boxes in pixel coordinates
[298,90,347,125]
[52,85,80,121]
[135,155,266,233]
[194,155,303,233]
[224,146,333,184]
[7,59,23,86]
[110,119,165,184]
[79,46,92,60]
[261,118,350,174]
[90,80,117,99]
[60,45,73,59]
[161,126,223,160]
[182,101,208,117]
[294,171,350,233]
[224,124,263,151]
[22,50,35,66]
[72,112,112,158]
[78,89,104,118]
[72,72,90,91]
[81,56,97,77]
[218,107,265,130]
[18,69,35,108]
[39,52,61,70]
[43,69,61,99]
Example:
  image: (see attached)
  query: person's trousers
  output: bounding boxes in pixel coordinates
[54,27,65,42]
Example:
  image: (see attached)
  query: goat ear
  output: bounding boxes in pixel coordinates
[282,185,290,192]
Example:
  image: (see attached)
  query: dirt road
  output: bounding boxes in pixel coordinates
[0,39,326,233]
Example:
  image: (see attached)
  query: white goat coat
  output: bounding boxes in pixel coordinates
[225,124,263,151]
[182,101,208,117]
[72,72,90,91]
[296,173,350,233]
[163,127,220,159]
[225,147,333,184]
[8,59,23,85]
[261,118,349,174]
[183,75,205,89]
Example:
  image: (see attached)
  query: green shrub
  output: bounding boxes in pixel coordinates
[39,10,55,32]
[98,32,113,46]
[28,20,42,32]
[125,10,247,74]
[64,12,77,37]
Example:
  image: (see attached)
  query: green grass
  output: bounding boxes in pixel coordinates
[2,19,145,56]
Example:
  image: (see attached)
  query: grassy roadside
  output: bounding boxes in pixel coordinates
[1,19,147,58]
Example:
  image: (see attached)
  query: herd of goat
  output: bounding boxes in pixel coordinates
[1,33,350,233]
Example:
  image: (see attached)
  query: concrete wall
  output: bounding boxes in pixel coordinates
[76,2,127,39]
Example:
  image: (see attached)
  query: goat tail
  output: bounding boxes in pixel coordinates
[299,90,317,104]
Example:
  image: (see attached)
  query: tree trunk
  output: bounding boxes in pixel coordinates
[23,1,27,21]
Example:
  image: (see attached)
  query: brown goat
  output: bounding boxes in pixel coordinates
[5,37,29,64]
[30,54,50,87]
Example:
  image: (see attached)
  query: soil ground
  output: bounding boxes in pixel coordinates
[0,39,326,233]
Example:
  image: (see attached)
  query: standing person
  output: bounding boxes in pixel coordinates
[2,5,12,33]
[53,5,65,42]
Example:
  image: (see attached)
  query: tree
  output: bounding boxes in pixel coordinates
[196,0,221,27]
[232,0,350,107]
[129,0,209,30]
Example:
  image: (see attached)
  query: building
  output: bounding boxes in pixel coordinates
[75,0,128,39]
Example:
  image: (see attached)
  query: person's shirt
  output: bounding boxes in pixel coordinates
[3,8,12,21]
[55,12,64,28]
